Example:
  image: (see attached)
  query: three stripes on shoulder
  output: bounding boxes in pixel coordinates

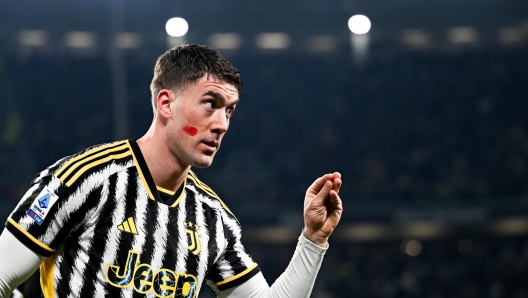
[54,141,131,187]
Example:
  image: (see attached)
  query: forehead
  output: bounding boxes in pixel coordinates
[185,75,239,102]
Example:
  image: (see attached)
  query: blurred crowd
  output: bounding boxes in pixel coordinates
[1,44,528,298]
[236,235,528,298]
[1,47,527,223]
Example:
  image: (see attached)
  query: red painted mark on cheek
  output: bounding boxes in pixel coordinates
[182,126,198,136]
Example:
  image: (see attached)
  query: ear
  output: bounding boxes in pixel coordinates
[156,89,174,119]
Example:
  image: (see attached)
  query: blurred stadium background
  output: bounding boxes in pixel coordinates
[1,0,528,297]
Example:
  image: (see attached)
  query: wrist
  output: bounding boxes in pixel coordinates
[303,228,328,248]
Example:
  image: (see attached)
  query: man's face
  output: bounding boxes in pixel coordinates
[165,75,239,168]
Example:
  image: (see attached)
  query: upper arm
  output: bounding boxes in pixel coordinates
[6,169,105,258]
[6,174,70,257]
[0,229,45,297]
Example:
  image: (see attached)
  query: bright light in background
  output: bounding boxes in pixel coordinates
[64,31,97,48]
[255,33,290,49]
[447,26,478,44]
[348,15,371,35]
[115,32,142,49]
[18,30,48,46]
[166,17,188,37]
[401,29,432,50]
[401,239,422,257]
[498,26,523,44]
[208,33,243,50]
[307,35,337,53]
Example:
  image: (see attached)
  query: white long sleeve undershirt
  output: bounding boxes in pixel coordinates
[219,233,327,298]
[0,230,45,298]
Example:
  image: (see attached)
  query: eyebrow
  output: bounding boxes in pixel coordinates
[204,91,239,106]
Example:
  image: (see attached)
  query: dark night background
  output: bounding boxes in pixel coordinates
[1,0,528,297]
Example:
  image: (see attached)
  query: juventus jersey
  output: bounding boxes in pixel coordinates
[6,139,260,298]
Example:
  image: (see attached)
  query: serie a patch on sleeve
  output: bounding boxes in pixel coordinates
[27,188,60,225]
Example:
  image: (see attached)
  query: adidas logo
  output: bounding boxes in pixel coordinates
[117,217,138,234]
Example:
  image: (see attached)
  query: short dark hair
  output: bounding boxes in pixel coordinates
[150,44,243,111]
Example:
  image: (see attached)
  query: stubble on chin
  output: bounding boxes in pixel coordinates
[191,152,216,168]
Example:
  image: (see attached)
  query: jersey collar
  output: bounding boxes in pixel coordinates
[127,138,186,207]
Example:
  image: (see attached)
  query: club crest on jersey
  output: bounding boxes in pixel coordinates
[184,222,201,255]
[27,188,59,225]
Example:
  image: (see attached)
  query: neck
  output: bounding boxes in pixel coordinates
[136,125,189,192]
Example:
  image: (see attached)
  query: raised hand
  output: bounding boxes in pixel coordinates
[303,172,343,247]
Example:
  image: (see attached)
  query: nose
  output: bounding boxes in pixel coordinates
[210,109,229,134]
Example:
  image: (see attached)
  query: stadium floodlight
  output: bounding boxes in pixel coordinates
[18,30,48,46]
[498,26,523,44]
[166,17,189,37]
[115,33,142,49]
[348,15,371,35]
[447,26,478,44]
[401,29,431,50]
[208,33,243,50]
[308,35,337,53]
[64,31,97,48]
[255,33,290,49]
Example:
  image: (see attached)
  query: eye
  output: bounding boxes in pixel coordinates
[226,107,234,117]
[204,100,215,110]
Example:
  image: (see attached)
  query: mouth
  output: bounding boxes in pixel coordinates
[201,140,218,152]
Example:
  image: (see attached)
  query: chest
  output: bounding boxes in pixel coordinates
[58,189,224,297]
[95,191,223,263]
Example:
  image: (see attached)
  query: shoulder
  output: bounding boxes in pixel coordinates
[186,170,239,222]
[47,140,134,188]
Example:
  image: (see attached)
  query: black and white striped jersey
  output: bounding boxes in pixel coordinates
[6,139,260,298]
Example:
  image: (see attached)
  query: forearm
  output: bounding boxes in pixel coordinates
[0,229,44,298]
[219,232,327,298]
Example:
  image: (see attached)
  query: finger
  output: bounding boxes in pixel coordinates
[315,180,333,202]
[308,174,334,194]
[332,177,342,193]
[329,190,342,206]
[332,172,342,180]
